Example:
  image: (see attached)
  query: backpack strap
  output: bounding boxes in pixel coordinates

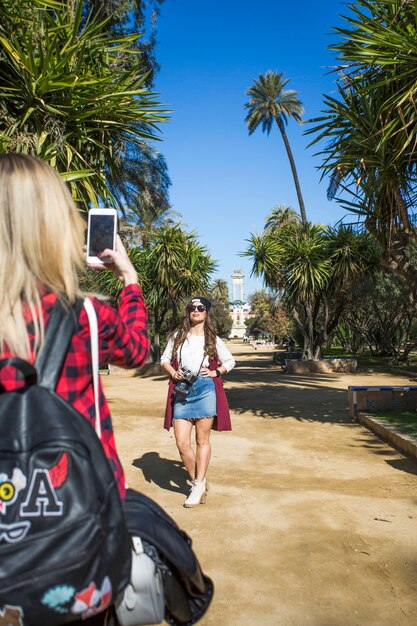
[36,298,84,391]
[36,296,102,440]
[0,357,37,388]
[83,297,101,439]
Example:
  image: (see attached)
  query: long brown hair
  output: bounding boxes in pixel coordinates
[171,308,217,364]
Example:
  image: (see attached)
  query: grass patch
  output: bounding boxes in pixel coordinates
[375,409,417,438]
[324,347,417,374]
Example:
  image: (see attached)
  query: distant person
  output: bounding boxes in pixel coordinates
[161,297,236,507]
[0,153,150,626]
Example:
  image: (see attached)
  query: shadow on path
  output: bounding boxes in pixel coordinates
[351,431,417,473]
[224,353,417,468]
[386,457,417,476]
[225,352,414,429]
[132,451,190,494]
[226,357,349,424]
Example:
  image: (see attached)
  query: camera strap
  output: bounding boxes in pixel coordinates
[179,342,206,375]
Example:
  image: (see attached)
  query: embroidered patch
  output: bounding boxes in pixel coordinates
[48,452,69,489]
[19,453,70,518]
[0,604,24,626]
[41,585,76,615]
[0,521,31,544]
[71,577,112,619]
[19,469,63,517]
[0,468,27,515]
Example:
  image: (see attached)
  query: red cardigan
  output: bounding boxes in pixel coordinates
[164,357,232,431]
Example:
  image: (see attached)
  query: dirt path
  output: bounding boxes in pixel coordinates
[104,342,417,626]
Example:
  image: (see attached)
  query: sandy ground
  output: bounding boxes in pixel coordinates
[103,342,417,626]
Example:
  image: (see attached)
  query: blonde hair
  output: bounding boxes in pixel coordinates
[0,153,85,358]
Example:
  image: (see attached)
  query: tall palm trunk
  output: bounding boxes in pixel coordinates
[152,309,167,363]
[275,116,307,224]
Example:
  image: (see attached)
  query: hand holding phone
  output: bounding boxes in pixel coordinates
[87,232,139,287]
[87,208,117,264]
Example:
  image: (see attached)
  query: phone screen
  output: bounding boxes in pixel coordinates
[88,214,115,256]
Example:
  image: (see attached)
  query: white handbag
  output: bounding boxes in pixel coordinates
[115,536,165,626]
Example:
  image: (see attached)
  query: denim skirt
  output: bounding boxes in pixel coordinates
[173,375,216,420]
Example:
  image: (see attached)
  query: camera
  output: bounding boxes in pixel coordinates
[174,367,197,397]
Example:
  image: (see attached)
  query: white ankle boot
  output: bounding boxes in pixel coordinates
[184,479,207,508]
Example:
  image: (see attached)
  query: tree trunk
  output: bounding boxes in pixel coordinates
[313,297,346,358]
[392,185,412,231]
[152,310,165,364]
[293,306,315,359]
[275,117,307,224]
[152,329,161,364]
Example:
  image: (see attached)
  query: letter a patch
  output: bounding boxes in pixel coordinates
[20,469,63,517]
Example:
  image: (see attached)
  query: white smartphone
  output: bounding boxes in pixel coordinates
[87,208,117,264]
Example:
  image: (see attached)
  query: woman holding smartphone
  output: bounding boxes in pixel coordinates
[161,297,235,508]
[0,153,150,626]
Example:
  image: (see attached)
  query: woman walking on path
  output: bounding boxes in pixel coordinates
[161,296,235,508]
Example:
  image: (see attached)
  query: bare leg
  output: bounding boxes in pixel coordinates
[173,419,195,480]
[195,417,214,483]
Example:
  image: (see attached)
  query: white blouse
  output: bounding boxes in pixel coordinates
[161,334,236,375]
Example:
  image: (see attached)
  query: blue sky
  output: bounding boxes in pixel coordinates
[153,0,349,298]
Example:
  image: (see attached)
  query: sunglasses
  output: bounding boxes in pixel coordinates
[187,305,207,312]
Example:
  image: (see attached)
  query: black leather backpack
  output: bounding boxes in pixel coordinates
[0,300,131,625]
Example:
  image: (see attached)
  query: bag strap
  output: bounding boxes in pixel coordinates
[36,298,83,390]
[178,341,206,374]
[36,296,101,439]
[83,298,101,439]
[0,357,37,387]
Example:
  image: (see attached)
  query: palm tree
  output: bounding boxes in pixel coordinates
[244,223,377,358]
[210,279,229,305]
[245,71,307,224]
[209,279,232,339]
[118,205,180,248]
[264,204,300,233]
[142,227,217,361]
[330,0,417,150]
[306,0,417,306]
[0,0,168,210]
[108,144,171,221]
[111,143,181,245]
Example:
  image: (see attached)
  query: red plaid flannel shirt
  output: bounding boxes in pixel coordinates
[0,284,150,499]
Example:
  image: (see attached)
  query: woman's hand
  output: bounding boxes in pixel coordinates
[172,370,185,381]
[87,235,138,286]
[200,367,216,378]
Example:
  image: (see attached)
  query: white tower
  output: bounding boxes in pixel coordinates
[229,269,250,338]
[231,269,244,303]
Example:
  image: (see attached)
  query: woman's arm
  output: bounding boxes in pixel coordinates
[162,361,184,380]
[201,337,235,378]
[161,338,183,380]
[215,337,236,372]
[91,285,150,368]
[86,235,150,368]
